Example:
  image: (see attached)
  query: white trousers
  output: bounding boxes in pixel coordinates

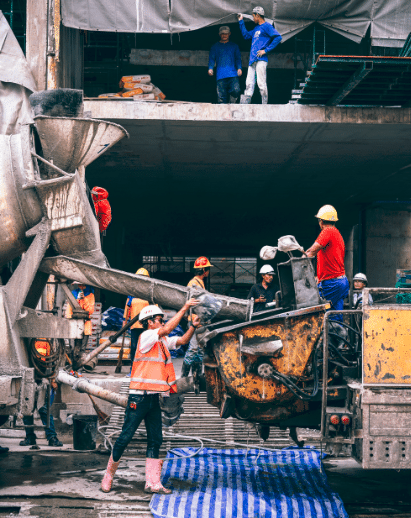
[244,60,268,103]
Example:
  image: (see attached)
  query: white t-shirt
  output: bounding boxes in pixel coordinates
[129,329,178,395]
[139,329,178,354]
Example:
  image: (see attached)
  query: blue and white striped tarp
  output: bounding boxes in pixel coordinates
[150,447,348,518]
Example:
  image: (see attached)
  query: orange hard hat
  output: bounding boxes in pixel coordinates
[194,256,213,269]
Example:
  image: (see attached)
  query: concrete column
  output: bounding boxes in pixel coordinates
[26,0,48,90]
[365,206,411,288]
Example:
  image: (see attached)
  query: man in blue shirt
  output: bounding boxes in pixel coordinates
[208,26,242,104]
[238,7,282,104]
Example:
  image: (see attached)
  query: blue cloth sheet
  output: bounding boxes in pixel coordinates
[150,447,348,518]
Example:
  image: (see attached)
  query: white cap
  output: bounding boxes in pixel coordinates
[260,264,275,275]
[219,25,230,34]
[139,305,164,322]
[252,6,265,16]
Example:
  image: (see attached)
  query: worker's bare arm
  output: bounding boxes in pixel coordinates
[158,298,199,338]
[176,314,201,346]
[305,241,323,258]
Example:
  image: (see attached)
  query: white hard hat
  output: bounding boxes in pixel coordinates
[139,305,164,322]
[259,265,275,275]
[252,6,265,16]
[353,273,368,285]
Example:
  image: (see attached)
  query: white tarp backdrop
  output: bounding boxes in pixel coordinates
[61,0,411,47]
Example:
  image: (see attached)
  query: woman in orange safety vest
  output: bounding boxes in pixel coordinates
[101,298,200,495]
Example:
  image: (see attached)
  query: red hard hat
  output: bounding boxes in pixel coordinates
[194,256,213,268]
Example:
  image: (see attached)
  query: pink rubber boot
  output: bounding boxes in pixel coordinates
[144,458,172,494]
[101,455,120,493]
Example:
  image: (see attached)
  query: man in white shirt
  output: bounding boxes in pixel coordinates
[101,298,200,495]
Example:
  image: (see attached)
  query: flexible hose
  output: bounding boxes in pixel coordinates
[96,423,292,460]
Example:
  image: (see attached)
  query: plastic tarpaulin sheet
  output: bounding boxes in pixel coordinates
[150,447,348,518]
[0,12,35,134]
[61,0,411,47]
[61,0,170,33]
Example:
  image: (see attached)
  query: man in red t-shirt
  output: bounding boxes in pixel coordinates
[305,205,349,321]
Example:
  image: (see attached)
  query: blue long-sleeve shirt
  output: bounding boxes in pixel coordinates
[239,20,282,65]
[208,41,242,81]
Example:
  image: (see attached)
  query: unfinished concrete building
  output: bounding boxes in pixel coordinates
[5,0,411,303]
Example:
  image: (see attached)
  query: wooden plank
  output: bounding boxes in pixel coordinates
[26,0,48,91]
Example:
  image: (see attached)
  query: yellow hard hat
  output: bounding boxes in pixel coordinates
[315,205,338,222]
[136,268,150,277]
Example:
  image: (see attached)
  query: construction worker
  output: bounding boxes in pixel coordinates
[353,273,372,307]
[181,257,213,378]
[305,205,349,322]
[238,7,282,104]
[101,298,200,494]
[247,264,277,312]
[91,186,112,233]
[124,268,150,376]
[208,26,242,104]
[66,282,95,338]
[20,339,63,447]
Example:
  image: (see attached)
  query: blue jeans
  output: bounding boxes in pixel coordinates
[216,77,241,103]
[23,388,57,441]
[318,276,349,322]
[112,393,162,461]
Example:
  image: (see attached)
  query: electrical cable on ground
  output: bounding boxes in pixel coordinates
[96,423,301,461]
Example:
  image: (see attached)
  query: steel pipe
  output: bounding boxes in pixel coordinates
[75,313,141,369]
[40,255,252,321]
[56,371,196,408]
[56,370,128,408]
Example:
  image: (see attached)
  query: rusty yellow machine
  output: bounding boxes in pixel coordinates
[1,14,411,470]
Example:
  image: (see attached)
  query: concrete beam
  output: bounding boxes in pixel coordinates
[84,100,411,125]
[130,49,304,70]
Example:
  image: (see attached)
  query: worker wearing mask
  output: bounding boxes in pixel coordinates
[101,298,200,494]
[247,264,277,312]
[208,26,242,104]
[305,205,349,322]
[238,7,282,104]
[124,268,150,376]
[181,257,213,378]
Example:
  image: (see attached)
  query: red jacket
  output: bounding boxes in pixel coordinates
[91,186,112,233]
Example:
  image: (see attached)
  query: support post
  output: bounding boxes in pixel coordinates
[26,0,48,90]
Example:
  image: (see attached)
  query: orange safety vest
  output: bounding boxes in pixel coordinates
[129,338,177,393]
[66,292,95,335]
[187,276,205,290]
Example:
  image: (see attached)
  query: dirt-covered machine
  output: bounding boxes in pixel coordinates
[2,14,411,470]
[0,13,251,424]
